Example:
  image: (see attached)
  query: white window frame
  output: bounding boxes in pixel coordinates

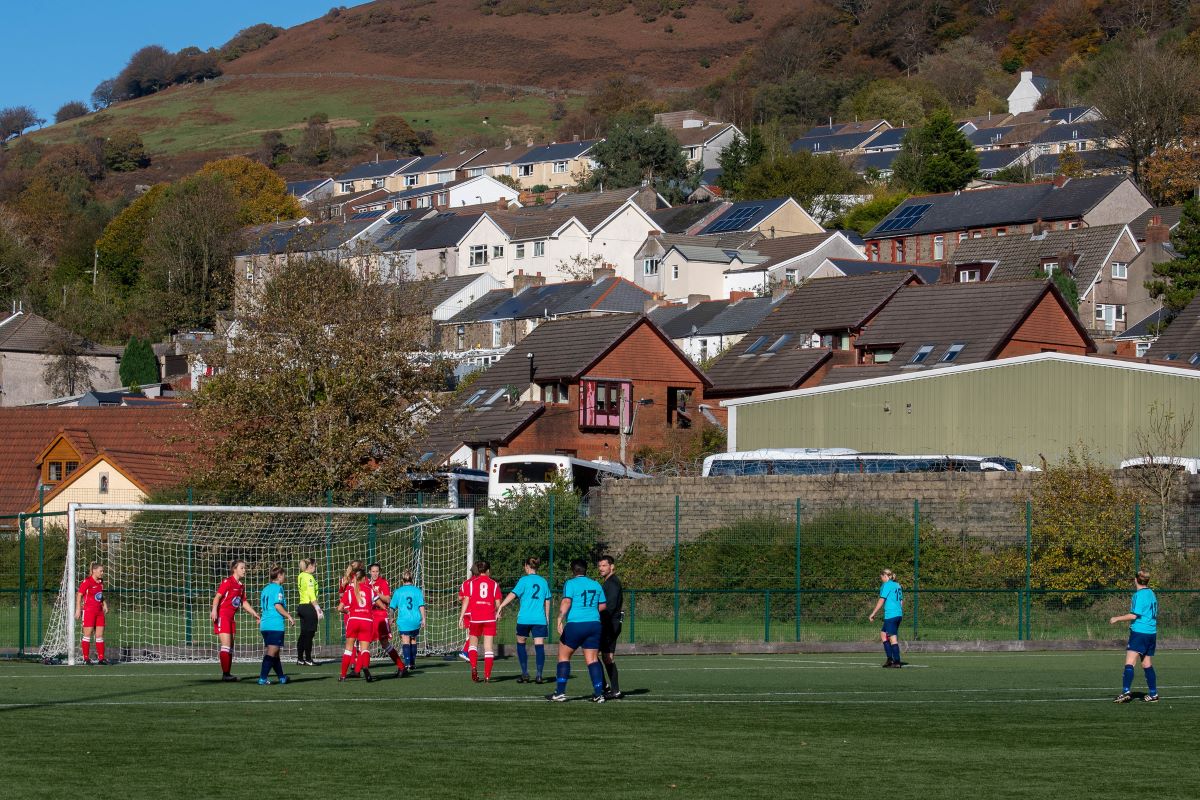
[469,245,488,267]
[491,321,503,348]
[533,240,545,257]
[553,161,568,174]
[404,175,418,188]
[339,182,354,193]
[910,344,935,364]
[371,178,385,189]
[959,269,981,283]
[438,170,454,182]
[933,235,944,261]
[515,243,525,259]
[643,258,660,277]
[1068,221,1082,229]
[1111,261,1128,279]
[518,164,534,178]
[467,167,485,178]
[1136,341,1150,358]
[1043,262,1058,276]
[958,232,968,242]
[417,195,431,208]
[672,264,679,280]
[493,245,505,259]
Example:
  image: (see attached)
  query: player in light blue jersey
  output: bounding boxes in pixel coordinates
[548,558,607,703]
[389,570,426,674]
[258,566,295,685]
[1110,570,1159,703]
[498,556,552,684]
[868,568,905,668]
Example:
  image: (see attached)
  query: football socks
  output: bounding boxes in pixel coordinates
[555,660,570,695]
[534,644,546,677]
[587,661,606,698]
[1145,666,1157,696]
[516,642,529,675]
[1122,665,1135,694]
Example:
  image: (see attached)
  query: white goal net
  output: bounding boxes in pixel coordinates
[40,504,473,665]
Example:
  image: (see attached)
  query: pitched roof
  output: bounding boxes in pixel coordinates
[423,150,486,173]
[334,158,418,182]
[466,144,534,168]
[1145,294,1200,361]
[1031,149,1129,177]
[511,139,599,165]
[648,203,724,233]
[650,300,733,338]
[1048,106,1094,123]
[674,123,735,147]
[790,130,877,154]
[855,280,1091,364]
[976,148,1029,172]
[551,187,642,208]
[315,187,390,211]
[388,178,466,200]
[1116,307,1172,341]
[1031,121,1107,145]
[547,277,654,316]
[446,288,513,324]
[967,126,1015,147]
[445,278,647,324]
[415,275,492,311]
[695,198,791,236]
[850,151,901,173]
[803,120,888,137]
[240,215,383,256]
[286,178,331,197]
[742,231,846,271]
[695,294,788,337]
[373,212,483,252]
[417,401,544,463]
[398,154,450,175]
[952,224,1134,294]
[488,198,636,240]
[867,176,1133,239]
[1129,206,1184,240]
[703,273,917,395]
[0,312,121,356]
[863,127,909,149]
[0,407,193,519]
[824,258,941,284]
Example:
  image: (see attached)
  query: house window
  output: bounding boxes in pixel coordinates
[971,230,983,239]
[98,473,109,494]
[371,179,385,189]
[996,228,1007,237]
[518,164,534,177]
[959,269,981,283]
[685,147,700,160]
[643,258,660,277]
[533,241,545,257]
[456,325,465,351]
[958,232,968,242]
[765,334,792,354]
[941,343,965,363]
[1043,261,1058,276]
[65,461,79,477]
[1191,353,1200,366]
[672,264,679,280]
[1112,261,1128,279]
[540,382,569,404]
[579,379,629,430]
[339,182,354,193]
[1095,304,1125,328]
[911,344,935,364]
[1068,221,1082,229]
[742,335,770,355]
[417,196,431,208]
[1136,342,1150,357]
[491,321,503,348]
[933,235,944,261]
[493,245,505,259]
[405,175,418,188]
[873,350,895,363]
[467,167,485,178]
[438,171,454,182]
[48,462,63,482]
[698,339,709,361]
[784,268,798,284]
[869,242,880,260]
[469,245,488,266]
[553,161,568,174]
[245,263,256,282]
[896,240,906,262]
[515,243,525,259]
[437,192,449,206]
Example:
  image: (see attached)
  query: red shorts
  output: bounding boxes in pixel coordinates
[375,618,391,642]
[82,608,105,629]
[462,616,471,630]
[213,615,236,636]
[346,618,377,643]
[469,620,497,637]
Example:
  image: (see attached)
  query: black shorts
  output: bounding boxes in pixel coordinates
[599,621,622,654]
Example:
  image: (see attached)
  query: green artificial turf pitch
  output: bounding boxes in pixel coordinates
[1,652,1197,799]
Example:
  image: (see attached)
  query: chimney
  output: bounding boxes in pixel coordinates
[1053,174,1069,189]
[526,138,535,148]
[1032,217,1047,236]
[643,297,661,314]
[505,138,512,149]
[592,266,616,281]
[772,285,791,300]
[1057,249,1076,277]
[729,291,754,302]
[496,198,509,210]
[687,294,710,308]
[1021,70,1033,82]
[513,274,546,294]
[573,134,580,142]
[1145,215,1169,245]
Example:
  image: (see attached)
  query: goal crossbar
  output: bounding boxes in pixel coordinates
[61,502,475,666]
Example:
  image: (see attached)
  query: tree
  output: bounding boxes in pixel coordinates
[891,110,979,193]
[717,128,767,198]
[1143,116,1200,205]
[918,37,1007,112]
[0,106,40,139]
[555,253,607,280]
[1056,144,1084,179]
[54,101,90,125]
[91,79,116,110]
[119,336,159,387]
[113,45,176,100]
[584,122,687,190]
[295,114,337,166]
[42,328,98,398]
[103,130,150,172]
[220,23,283,61]
[141,174,244,330]
[95,184,168,294]
[737,151,861,210]
[1087,39,1200,185]
[835,192,908,236]
[368,115,422,157]
[1147,198,1200,314]
[1129,401,1195,555]
[836,79,947,129]
[190,257,448,498]
[258,131,289,167]
[196,156,302,225]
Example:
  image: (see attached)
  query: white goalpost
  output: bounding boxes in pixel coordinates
[40,503,474,665]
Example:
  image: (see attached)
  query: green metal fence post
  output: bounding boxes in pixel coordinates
[794,498,802,643]
[367,514,377,564]
[1017,589,1023,641]
[628,590,635,644]
[18,511,26,657]
[764,590,771,643]
[673,496,681,644]
[1134,502,1141,573]
[1025,500,1033,640]
[324,490,333,645]
[37,485,45,645]
[185,487,194,645]
[548,493,556,645]
[912,499,920,640]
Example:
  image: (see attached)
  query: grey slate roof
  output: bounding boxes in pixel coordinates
[968,126,1015,147]
[447,288,513,324]
[546,278,654,316]
[240,216,383,256]
[851,151,901,173]
[791,130,877,154]
[1116,307,1172,341]
[552,187,642,208]
[952,224,1133,295]
[867,176,1133,239]
[1128,206,1184,240]
[446,278,650,324]
[287,178,331,197]
[1145,294,1200,361]
[1031,121,1107,145]
[1047,106,1093,123]
[512,139,598,165]
[479,315,644,386]
[0,312,122,356]
[376,212,483,252]
[420,275,490,310]
[418,401,544,462]
[334,158,418,182]
[824,258,940,285]
[855,281,1089,365]
[649,203,722,233]
[976,148,1029,173]
[695,294,787,337]
[863,127,908,149]
[695,198,791,236]
[650,300,733,338]
[1030,149,1129,177]
[488,198,634,240]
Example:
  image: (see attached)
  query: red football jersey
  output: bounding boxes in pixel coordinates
[342,580,376,622]
[78,576,105,612]
[369,577,391,620]
[459,575,501,623]
[216,577,246,617]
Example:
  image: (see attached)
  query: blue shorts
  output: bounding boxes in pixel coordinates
[560,621,601,650]
[515,623,549,639]
[260,630,285,647]
[881,617,903,636]
[1127,631,1156,657]
[397,629,420,638]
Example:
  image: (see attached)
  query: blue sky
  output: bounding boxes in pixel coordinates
[0,1,369,120]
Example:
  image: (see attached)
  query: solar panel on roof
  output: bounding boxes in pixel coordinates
[707,205,764,233]
[349,210,387,221]
[877,203,932,233]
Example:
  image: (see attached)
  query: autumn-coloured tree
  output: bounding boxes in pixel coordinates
[368,115,423,157]
[196,156,302,225]
[95,184,168,294]
[1056,144,1085,179]
[103,130,150,172]
[1143,116,1200,205]
[190,256,447,498]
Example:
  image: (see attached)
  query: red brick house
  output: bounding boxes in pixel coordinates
[419,315,712,468]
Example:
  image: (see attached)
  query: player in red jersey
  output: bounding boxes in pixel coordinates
[339,560,364,671]
[75,562,110,665]
[210,560,261,682]
[338,567,381,682]
[367,563,405,675]
[456,563,480,662]
[458,560,501,682]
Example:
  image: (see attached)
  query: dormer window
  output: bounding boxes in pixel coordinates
[48,462,63,482]
[405,175,418,188]
[1043,261,1058,276]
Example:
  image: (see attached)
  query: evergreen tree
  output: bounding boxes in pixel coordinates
[1147,198,1200,315]
[891,110,979,193]
[717,133,747,196]
[119,336,159,387]
[584,121,688,190]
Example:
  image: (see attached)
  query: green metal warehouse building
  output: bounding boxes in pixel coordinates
[724,353,1200,466]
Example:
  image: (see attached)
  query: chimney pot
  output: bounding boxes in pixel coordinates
[687,294,710,308]
[592,266,616,281]
[729,291,754,301]
[513,273,546,294]
[1145,216,1170,245]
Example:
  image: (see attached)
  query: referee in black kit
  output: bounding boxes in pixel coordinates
[598,554,623,699]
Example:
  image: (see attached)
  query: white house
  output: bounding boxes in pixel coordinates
[1008,71,1054,115]
[722,231,865,296]
[387,175,521,212]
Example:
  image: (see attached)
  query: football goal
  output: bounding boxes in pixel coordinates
[40,503,474,665]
